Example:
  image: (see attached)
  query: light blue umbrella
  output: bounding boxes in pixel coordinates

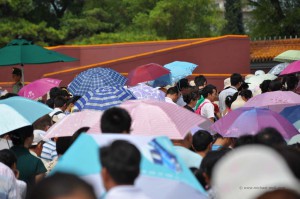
[68,67,127,96]
[52,134,207,199]
[150,61,198,86]
[75,86,136,111]
[0,96,52,134]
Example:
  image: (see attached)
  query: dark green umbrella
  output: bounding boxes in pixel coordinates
[0,39,78,82]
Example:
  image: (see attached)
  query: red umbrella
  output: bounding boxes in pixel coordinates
[126,63,170,86]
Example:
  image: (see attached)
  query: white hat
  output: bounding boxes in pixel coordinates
[255,70,265,76]
[32,130,47,145]
[212,145,300,199]
[224,77,231,89]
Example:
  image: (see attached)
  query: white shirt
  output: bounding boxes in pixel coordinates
[105,185,151,199]
[49,107,66,121]
[165,97,177,105]
[0,162,20,199]
[176,95,186,106]
[218,87,238,113]
[199,99,214,119]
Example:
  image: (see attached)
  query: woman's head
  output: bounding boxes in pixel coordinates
[9,125,34,147]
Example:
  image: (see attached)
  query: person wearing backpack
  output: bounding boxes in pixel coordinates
[48,96,67,123]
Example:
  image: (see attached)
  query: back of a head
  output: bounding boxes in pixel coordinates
[0,149,17,168]
[230,73,243,87]
[12,67,22,77]
[176,78,190,91]
[269,79,282,91]
[100,140,141,185]
[54,96,67,108]
[101,107,132,134]
[49,87,62,99]
[56,136,73,155]
[240,89,252,100]
[276,146,300,180]
[235,135,255,148]
[260,80,271,93]
[282,75,299,91]
[27,172,97,199]
[9,125,34,146]
[202,84,216,98]
[166,86,179,95]
[194,75,207,88]
[183,91,199,104]
[192,130,213,152]
[255,127,286,148]
[33,114,52,130]
[225,95,235,109]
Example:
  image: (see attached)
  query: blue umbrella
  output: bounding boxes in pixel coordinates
[52,134,207,199]
[280,105,300,130]
[68,67,127,96]
[75,86,136,111]
[150,61,197,86]
[0,96,53,134]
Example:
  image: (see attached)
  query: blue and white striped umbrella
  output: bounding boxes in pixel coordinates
[68,67,127,96]
[75,86,136,111]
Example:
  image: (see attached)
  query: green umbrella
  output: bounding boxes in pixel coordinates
[273,50,300,63]
[0,39,78,83]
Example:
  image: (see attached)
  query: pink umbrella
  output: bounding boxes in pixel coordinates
[18,78,61,99]
[243,91,300,112]
[126,63,170,86]
[45,110,102,138]
[119,100,212,139]
[211,107,298,139]
[280,60,300,75]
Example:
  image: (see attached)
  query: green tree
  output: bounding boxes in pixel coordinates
[222,0,245,34]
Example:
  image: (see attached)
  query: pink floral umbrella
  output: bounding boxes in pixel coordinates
[18,78,61,99]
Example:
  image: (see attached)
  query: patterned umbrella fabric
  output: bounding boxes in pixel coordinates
[75,86,136,111]
[280,105,300,131]
[268,62,289,75]
[45,110,102,138]
[211,107,299,139]
[126,63,170,86]
[52,134,207,199]
[18,78,61,100]
[243,91,300,112]
[273,50,300,63]
[151,61,198,86]
[0,96,52,134]
[68,67,127,96]
[280,60,300,75]
[128,84,165,101]
[119,100,212,139]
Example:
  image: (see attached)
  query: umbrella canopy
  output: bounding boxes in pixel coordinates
[45,110,102,138]
[126,63,170,86]
[68,67,127,96]
[75,86,136,111]
[119,100,212,139]
[0,96,52,134]
[245,74,277,90]
[273,50,300,63]
[280,60,300,75]
[268,62,289,75]
[52,134,207,199]
[0,39,77,65]
[243,91,300,112]
[151,61,198,86]
[128,83,165,101]
[211,107,298,139]
[18,78,61,100]
[280,105,300,131]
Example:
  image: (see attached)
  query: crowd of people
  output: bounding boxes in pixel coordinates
[0,67,299,199]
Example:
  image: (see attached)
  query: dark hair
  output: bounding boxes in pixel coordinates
[254,127,286,148]
[46,98,54,109]
[49,87,62,99]
[66,96,81,106]
[192,130,213,152]
[9,125,34,146]
[268,79,282,91]
[0,149,17,168]
[282,75,299,91]
[240,89,252,100]
[56,137,72,155]
[166,87,179,95]
[100,140,141,185]
[194,75,207,88]
[27,172,97,199]
[176,78,190,91]
[201,84,217,98]
[235,135,255,148]
[183,91,199,104]
[225,95,235,108]
[12,68,22,76]
[71,127,90,144]
[190,167,207,189]
[230,73,243,86]
[276,146,300,179]
[0,93,19,100]
[33,114,52,130]
[260,80,271,93]
[54,96,67,108]
[101,107,132,134]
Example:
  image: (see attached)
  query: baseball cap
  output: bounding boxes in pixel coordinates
[32,130,47,146]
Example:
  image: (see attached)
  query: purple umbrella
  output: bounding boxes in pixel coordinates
[128,83,165,101]
[211,107,299,139]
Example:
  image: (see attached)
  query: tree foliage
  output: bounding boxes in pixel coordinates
[222,0,244,34]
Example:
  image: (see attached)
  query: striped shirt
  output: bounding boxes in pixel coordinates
[41,140,57,162]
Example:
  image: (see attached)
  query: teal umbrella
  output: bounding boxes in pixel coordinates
[0,39,78,82]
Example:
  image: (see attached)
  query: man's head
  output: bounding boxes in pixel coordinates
[12,68,22,83]
[101,107,132,134]
[33,114,53,131]
[9,125,34,148]
[202,84,217,102]
[166,86,180,103]
[0,149,17,170]
[176,78,190,94]
[230,73,243,88]
[192,130,213,153]
[49,87,62,99]
[54,96,67,111]
[254,127,286,148]
[100,140,141,190]
[194,75,207,89]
